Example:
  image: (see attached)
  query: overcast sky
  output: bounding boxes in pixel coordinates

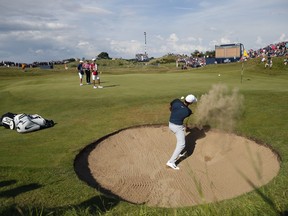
[0,0,287,63]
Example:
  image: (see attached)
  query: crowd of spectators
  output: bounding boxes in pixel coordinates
[177,41,288,69]
[247,41,288,58]
[243,41,288,68]
[177,57,206,69]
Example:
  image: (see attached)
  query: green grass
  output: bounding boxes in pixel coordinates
[0,58,288,215]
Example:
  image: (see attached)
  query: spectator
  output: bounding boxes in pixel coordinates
[91,59,103,89]
[21,63,26,72]
[265,55,273,69]
[77,60,84,86]
[83,60,91,84]
[284,57,288,65]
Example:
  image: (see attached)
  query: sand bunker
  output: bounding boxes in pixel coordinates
[74,125,280,208]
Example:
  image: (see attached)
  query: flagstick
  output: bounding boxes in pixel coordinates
[241,62,244,83]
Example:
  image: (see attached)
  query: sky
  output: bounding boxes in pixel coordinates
[0,0,287,63]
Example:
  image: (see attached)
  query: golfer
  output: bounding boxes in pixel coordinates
[166,94,197,170]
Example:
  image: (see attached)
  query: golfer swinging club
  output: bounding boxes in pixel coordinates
[166,94,197,170]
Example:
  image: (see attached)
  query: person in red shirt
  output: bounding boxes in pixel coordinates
[91,59,103,89]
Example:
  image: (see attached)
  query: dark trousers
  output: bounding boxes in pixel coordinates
[85,70,91,83]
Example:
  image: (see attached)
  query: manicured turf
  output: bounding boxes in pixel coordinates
[0,58,287,215]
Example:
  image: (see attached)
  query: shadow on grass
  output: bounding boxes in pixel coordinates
[0,181,41,198]
[246,178,287,216]
[0,180,17,188]
[252,184,288,216]
[0,195,119,216]
[102,84,119,88]
[72,195,119,214]
[0,180,119,215]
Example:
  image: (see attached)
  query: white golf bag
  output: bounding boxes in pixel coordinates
[14,114,46,133]
[1,112,54,133]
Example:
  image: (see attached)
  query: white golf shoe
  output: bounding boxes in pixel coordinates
[166,162,180,170]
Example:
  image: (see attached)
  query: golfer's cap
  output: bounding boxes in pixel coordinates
[79,60,83,63]
[92,58,96,61]
[185,94,197,103]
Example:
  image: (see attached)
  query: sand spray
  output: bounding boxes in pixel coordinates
[192,84,244,132]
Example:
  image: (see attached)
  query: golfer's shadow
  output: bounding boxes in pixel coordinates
[176,125,210,165]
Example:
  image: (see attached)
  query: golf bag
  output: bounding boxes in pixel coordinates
[1,112,54,133]
[0,112,16,129]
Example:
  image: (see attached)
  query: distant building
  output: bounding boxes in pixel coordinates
[135,53,149,62]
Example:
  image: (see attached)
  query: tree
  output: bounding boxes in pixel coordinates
[98,52,111,59]
[191,50,204,57]
[204,50,215,58]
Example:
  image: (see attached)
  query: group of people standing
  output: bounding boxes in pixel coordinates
[77,59,103,89]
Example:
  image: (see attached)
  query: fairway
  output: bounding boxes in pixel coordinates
[0,59,288,215]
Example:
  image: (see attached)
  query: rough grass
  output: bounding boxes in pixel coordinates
[0,58,287,215]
